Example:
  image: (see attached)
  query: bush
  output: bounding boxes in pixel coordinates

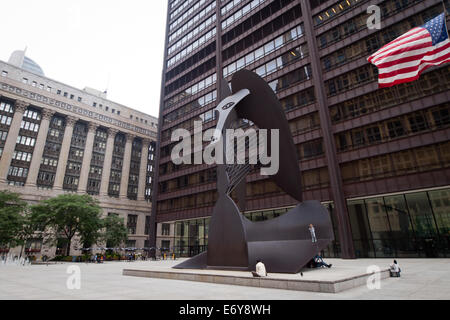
[103,252,121,261]
[50,255,76,262]
[51,255,65,261]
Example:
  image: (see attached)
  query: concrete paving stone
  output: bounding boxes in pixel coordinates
[259,278,289,290]
[212,275,235,285]
[234,277,259,287]
[177,273,197,282]
[319,282,335,293]
[286,280,321,292]
[194,274,215,283]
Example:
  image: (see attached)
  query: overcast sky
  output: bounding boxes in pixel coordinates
[0,0,167,118]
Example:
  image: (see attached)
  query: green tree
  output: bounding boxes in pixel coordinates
[102,214,128,251]
[31,194,103,256]
[0,190,28,249]
[16,211,41,258]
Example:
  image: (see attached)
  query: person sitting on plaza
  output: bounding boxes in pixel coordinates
[313,254,332,268]
[251,260,268,277]
[389,260,401,277]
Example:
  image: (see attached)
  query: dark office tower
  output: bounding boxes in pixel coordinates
[152,0,450,259]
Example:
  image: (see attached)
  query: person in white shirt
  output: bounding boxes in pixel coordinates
[252,260,267,277]
[390,260,401,277]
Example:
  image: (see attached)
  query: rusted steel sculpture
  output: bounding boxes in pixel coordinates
[173,70,334,273]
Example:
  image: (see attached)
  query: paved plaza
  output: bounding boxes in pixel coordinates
[0,258,449,299]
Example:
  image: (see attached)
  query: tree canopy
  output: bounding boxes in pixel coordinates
[31,194,103,256]
[0,190,28,248]
[102,214,128,250]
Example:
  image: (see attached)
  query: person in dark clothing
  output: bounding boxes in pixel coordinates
[313,254,332,268]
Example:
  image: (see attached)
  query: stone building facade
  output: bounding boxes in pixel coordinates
[0,58,158,258]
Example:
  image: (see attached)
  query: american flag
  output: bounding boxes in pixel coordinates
[368,12,450,88]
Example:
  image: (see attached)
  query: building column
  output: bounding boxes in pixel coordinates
[53,116,78,190]
[0,100,28,183]
[137,139,150,201]
[78,123,99,194]
[119,133,134,199]
[99,128,118,197]
[137,213,146,236]
[300,1,355,258]
[149,0,171,253]
[25,109,55,187]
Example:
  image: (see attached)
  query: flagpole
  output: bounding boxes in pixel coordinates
[443,1,449,36]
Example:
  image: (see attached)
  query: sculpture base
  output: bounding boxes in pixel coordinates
[172,251,208,270]
[124,258,391,293]
[173,252,249,271]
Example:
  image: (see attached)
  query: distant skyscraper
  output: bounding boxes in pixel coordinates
[8,49,45,76]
